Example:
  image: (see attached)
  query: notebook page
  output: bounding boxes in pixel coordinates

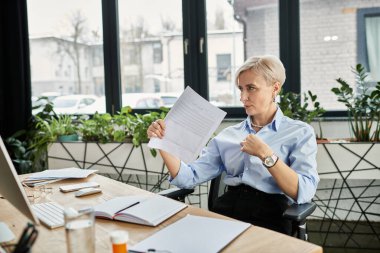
[119,195,186,226]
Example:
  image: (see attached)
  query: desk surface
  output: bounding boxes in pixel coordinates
[1,174,322,253]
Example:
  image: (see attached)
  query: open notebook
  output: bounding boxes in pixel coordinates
[130,214,251,253]
[93,195,187,226]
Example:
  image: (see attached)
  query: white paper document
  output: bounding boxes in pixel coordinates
[27,168,97,180]
[130,214,251,253]
[148,87,226,163]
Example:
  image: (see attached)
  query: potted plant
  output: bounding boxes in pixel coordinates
[5,97,58,173]
[78,106,169,155]
[278,90,326,139]
[47,106,170,191]
[34,114,79,143]
[311,65,380,228]
[331,64,380,142]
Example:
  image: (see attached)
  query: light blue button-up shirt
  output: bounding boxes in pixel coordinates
[170,108,319,204]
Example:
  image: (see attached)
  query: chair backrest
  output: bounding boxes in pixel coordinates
[208,171,227,212]
[207,171,316,241]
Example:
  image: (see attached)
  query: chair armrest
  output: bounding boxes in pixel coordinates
[283,202,316,222]
[158,188,194,200]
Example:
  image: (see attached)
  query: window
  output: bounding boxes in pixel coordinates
[123,45,139,65]
[92,47,103,67]
[216,54,231,81]
[118,0,184,109]
[124,75,141,93]
[358,7,380,85]
[153,42,163,63]
[27,0,105,114]
[300,0,380,111]
[28,0,370,118]
[207,0,279,107]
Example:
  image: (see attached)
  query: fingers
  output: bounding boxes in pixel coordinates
[155,119,166,130]
[147,120,165,139]
[240,134,254,153]
[240,137,247,153]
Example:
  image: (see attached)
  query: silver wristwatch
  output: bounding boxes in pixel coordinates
[263,154,279,168]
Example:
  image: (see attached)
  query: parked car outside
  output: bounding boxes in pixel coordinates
[75,93,165,115]
[159,92,180,107]
[40,91,61,101]
[122,93,164,109]
[32,92,62,114]
[76,96,106,114]
[52,95,98,114]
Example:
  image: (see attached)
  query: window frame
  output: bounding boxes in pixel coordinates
[28,0,353,118]
[357,7,380,77]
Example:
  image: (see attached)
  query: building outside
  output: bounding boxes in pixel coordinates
[233,0,380,111]
[29,30,244,107]
[30,0,379,111]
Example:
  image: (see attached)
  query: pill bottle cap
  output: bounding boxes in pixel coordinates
[110,230,129,244]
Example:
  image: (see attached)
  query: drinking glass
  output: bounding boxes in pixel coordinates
[64,208,95,253]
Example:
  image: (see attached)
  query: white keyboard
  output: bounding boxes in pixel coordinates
[31,202,65,229]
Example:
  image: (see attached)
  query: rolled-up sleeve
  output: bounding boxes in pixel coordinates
[289,125,320,204]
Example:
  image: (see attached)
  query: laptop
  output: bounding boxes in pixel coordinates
[0,136,64,229]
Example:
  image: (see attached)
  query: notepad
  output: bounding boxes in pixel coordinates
[130,214,251,253]
[93,195,187,226]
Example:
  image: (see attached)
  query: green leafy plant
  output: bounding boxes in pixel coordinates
[370,82,380,141]
[80,112,114,143]
[5,131,33,173]
[5,97,58,173]
[5,98,169,173]
[331,64,380,142]
[278,90,326,138]
[27,114,79,172]
[78,106,169,156]
[33,114,78,144]
[131,108,169,157]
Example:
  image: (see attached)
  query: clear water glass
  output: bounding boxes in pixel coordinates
[64,208,95,253]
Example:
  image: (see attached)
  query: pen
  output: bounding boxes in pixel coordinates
[128,250,172,253]
[114,201,140,215]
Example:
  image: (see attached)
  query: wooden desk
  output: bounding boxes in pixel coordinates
[0,175,322,253]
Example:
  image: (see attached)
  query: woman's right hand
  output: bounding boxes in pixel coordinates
[147,119,166,139]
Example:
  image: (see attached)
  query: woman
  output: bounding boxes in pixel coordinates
[147,55,319,234]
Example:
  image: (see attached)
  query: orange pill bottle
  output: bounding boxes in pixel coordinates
[110,230,129,253]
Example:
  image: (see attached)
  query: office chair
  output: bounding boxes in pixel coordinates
[159,172,316,241]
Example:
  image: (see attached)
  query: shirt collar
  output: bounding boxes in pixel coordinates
[244,106,284,132]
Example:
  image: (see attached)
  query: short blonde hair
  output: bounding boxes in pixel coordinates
[235,55,286,87]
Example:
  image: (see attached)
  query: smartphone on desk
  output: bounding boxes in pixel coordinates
[59,182,100,192]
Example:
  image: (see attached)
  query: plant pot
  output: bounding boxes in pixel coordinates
[47,141,209,208]
[314,142,380,222]
[316,138,330,144]
[57,134,79,142]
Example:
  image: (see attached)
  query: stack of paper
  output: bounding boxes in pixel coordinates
[22,168,97,187]
[130,214,251,253]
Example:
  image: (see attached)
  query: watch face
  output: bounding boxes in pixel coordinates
[264,156,275,167]
[263,154,278,168]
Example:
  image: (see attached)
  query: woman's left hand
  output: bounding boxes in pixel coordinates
[240,134,273,160]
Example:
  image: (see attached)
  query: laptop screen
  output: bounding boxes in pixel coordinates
[0,136,39,224]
